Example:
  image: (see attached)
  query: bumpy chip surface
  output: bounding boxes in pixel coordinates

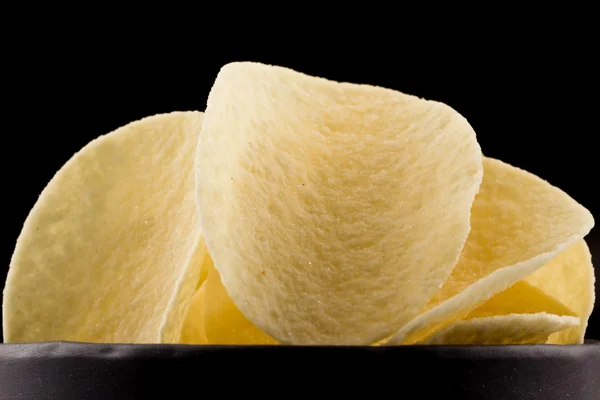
[385,157,594,345]
[416,313,579,345]
[3,112,205,344]
[203,256,278,345]
[196,62,483,345]
[524,240,595,344]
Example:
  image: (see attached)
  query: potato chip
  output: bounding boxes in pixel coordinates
[466,281,576,319]
[195,245,210,291]
[203,256,278,345]
[180,282,208,344]
[385,157,593,345]
[180,250,218,344]
[196,62,483,345]
[3,111,205,344]
[416,313,579,345]
[524,240,594,344]
[373,280,575,345]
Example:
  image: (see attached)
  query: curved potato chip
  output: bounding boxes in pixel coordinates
[416,313,579,345]
[466,281,576,319]
[3,111,205,344]
[196,62,483,345]
[180,282,208,344]
[524,240,594,344]
[385,157,593,345]
[373,281,575,345]
[203,256,277,345]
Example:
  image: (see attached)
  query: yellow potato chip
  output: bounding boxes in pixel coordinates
[524,240,594,344]
[3,111,205,344]
[385,157,593,345]
[196,62,483,345]
[373,281,575,345]
[466,281,576,319]
[180,282,208,344]
[203,256,277,345]
[195,246,210,291]
[416,313,579,345]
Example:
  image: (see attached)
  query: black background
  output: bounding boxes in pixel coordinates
[2,19,598,342]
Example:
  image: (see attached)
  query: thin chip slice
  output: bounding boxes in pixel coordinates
[373,280,575,345]
[196,61,483,345]
[204,256,278,345]
[524,240,595,344]
[416,313,579,345]
[466,280,576,319]
[180,282,208,344]
[3,111,205,344]
[385,157,593,345]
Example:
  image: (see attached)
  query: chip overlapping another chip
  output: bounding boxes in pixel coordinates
[416,313,579,345]
[180,282,208,345]
[177,244,590,346]
[3,112,206,344]
[2,61,596,347]
[418,280,581,345]
[195,61,483,345]
[524,240,595,344]
[202,259,278,345]
[466,281,576,320]
[384,158,593,345]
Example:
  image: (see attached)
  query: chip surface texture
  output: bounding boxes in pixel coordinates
[196,62,483,345]
[385,158,594,345]
[3,111,205,344]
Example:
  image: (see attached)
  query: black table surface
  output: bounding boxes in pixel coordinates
[0,340,598,400]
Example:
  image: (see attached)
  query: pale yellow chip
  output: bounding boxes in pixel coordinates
[466,280,576,319]
[385,157,593,345]
[180,251,217,344]
[203,256,278,345]
[3,111,205,344]
[416,313,579,345]
[524,240,595,344]
[180,282,208,345]
[373,280,575,345]
[196,62,483,345]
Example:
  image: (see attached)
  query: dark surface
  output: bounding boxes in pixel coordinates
[3,19,598,341]
[0,341,598,400]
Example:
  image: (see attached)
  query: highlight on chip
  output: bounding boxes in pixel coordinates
[180,282,208,345]
[524,240,595,344]
[3,111,205,344]
[195,61,483,345]
[385,157,594,345]
[416,313,579,345]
